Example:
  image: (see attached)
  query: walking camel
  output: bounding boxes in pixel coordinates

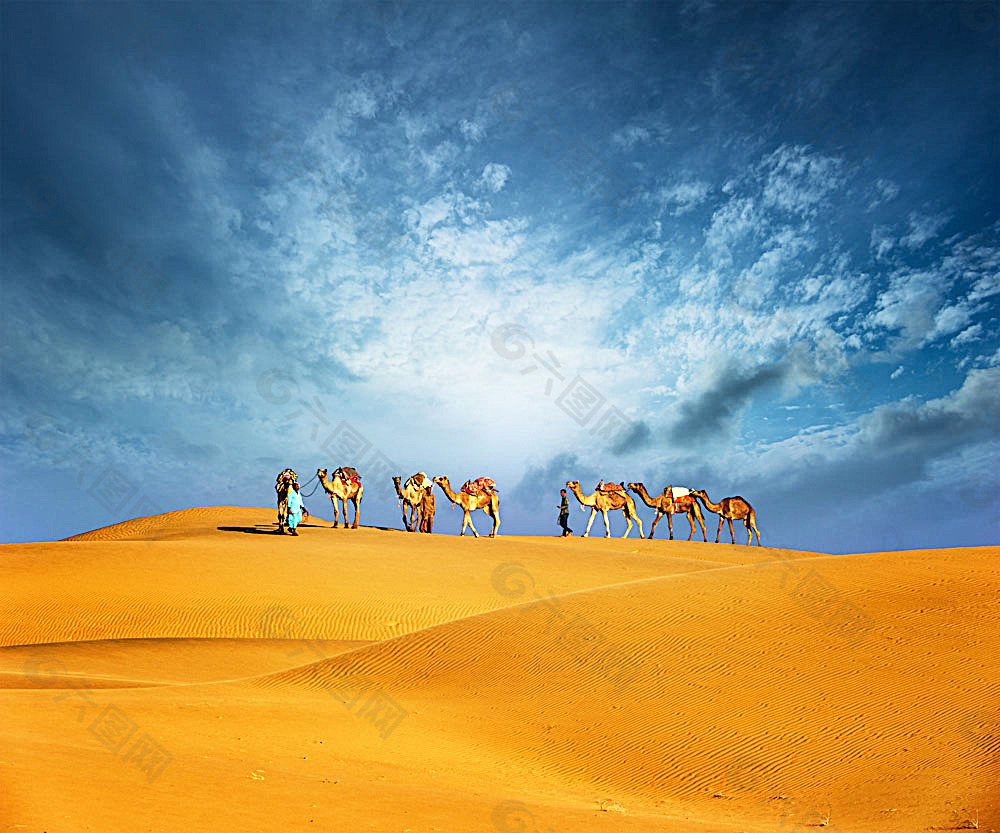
[317,467,363,529]
[433,476,500,538]
[690,489,762,546]
[627,483,707,541]
[275,469,297,533]
[392,473,431,532]
[565,480,644,538]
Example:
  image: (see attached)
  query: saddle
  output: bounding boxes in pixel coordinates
[275,469,298,490]
[663,485,692,499]
[405,472,433,492]
[335,466,362,487]
[597,480,626,493]
[461,477,497,496]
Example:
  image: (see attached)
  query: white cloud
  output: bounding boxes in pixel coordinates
[950,323,983,347]
[870,225,895,260]
[655,180,712,215]
[900,211,949,249]
[890,365,904,380]
[758,145,843,216]
[927,299,983,343]
[460,118,487,142]
[480,162,511,192]
[612,124,652,148]
[867,177,900,210]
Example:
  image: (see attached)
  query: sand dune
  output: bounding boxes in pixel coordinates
[1,507,997,832]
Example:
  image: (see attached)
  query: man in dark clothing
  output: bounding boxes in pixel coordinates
[557,488,572,537]
[420,486,435,533]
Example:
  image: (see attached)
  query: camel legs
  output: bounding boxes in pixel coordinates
[691,506,707,541]
[666,511,675,540]
[461,509,480,538]
[625,512,642,538]
[621,509,633,538]
[746,512,762,546]
[648,511,664,539]
[485,504,499,538]
[727,518,736,544]
[713,516,723,543]
[601,509,611,538]
[685,510,705,541]
[621,507,643,538]
[330,497,340,528]
[583,509,599,537]
[401,502,412,532]
[351,496,360,529]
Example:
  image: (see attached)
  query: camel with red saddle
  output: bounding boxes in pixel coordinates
[565,479,643,538]
[628,482,707,541]
[433,475,500,538]
[690,488,762,546]
[317,467,363,529]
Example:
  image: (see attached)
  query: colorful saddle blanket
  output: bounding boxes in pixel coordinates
[335,466,362,486]
[461,477,497,495]
[597,480,626,493]
[664,485,692,499]
[276,468,298,489]
[405,472,433,492]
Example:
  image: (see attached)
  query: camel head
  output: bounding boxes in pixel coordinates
[627,482,641,492]
[689,488,706,498]
[391,475,401,484]
[565,480,580,489]
[432,475,447,486]
[317,468,327,479]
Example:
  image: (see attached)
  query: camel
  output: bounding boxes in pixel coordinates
[317,467,363,529]
[690,489,762,546]
[275,469,297,533]
[392,473,430,532]
[565,480,643,538]
[627,482,706,541]
[432,476,500,538]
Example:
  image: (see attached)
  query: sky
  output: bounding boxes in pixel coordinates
[1,0,998,550]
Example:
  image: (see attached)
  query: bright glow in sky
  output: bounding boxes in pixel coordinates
[2,1,998,550]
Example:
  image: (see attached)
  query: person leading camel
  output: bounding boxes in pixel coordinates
[557,488,572,537]
[419,486,435,533]
[286,482,304,536]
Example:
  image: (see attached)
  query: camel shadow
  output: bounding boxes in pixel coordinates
[217,523,398,535]
[217,525,284,535]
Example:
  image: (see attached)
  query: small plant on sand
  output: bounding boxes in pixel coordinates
[817,807,832,827]
[954,808,980,829]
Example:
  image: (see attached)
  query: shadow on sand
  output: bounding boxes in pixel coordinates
[217,523,398,535]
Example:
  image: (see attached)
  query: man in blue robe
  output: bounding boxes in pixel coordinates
[286,482,304,536]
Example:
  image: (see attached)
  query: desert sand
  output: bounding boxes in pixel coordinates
[1,506,997,832]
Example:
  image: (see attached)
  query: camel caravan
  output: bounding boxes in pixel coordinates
[273,468,759,545]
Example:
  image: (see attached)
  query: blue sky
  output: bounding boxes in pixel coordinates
[2,1,998,550]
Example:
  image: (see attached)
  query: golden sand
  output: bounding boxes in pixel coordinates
[2,507,997,832]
